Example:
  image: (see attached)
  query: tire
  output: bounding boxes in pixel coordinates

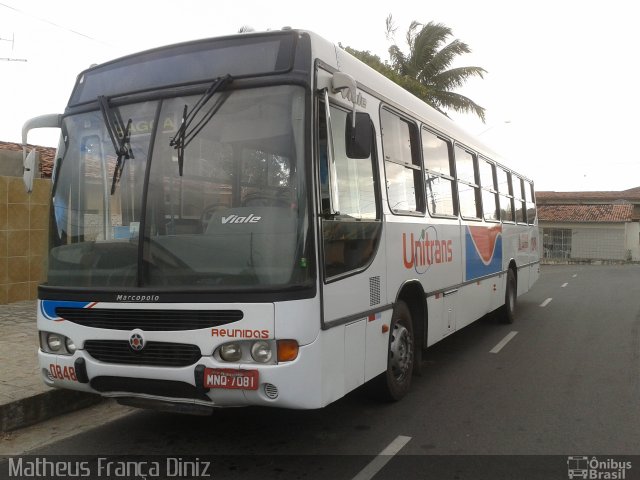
[369,300,414,401]
[500,268,517,324]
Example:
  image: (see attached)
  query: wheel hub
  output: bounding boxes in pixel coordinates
[390,323,412,381]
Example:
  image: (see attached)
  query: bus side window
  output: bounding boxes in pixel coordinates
[497,167,514,222]
[479,157,499,221]
[454,145,481,219]
[319,101,381,278]
[318,121,330,215]
[525,181,537,224]
[514,176,527,224]
[422,128,456,217]
[380,108,423,214]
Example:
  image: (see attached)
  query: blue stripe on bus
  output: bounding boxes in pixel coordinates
[40,300,93,321]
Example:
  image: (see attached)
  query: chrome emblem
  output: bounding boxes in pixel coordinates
[129,333,144,351]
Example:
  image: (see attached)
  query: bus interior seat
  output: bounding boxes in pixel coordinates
[242,190,292,208]
[165,218,202,235]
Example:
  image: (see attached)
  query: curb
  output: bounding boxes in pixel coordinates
[0,389,102,433]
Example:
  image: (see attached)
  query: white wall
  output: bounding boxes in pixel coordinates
[539,221,638,261]
[571,225,625,260]
[625,222,640,261]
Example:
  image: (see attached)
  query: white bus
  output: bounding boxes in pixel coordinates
[22,28,539,413]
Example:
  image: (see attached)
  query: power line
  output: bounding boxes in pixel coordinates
[0,2,115,48]
[0,32,27,61]
[0,32,14,48]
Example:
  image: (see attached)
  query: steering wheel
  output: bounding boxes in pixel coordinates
[200,204,228,229]
[242,195,271,207]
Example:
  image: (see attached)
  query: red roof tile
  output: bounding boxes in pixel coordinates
[537,188,640,203]
[0,140,55,178]
[538,204,634,223]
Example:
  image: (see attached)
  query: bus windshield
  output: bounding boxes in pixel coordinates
[49,85,310,290]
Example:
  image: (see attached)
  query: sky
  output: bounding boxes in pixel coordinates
[0,0,638,192]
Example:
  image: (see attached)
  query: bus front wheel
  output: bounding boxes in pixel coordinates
[370,300,414,401]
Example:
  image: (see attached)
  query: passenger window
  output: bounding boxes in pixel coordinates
[422,128,456,217]
[380,109,423,214]
[498,167,514,222]
[479,158,495,189]
[496,168,510,195]
[319,101,381,279]
[455,146,475,184]
[454,146,480,219]
[479,158,499,221]
[525,181,537,224]
[514,177,526,223]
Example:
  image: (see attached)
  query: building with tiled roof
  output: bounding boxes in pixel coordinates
[536,188,640,262]
[536,187,640,204]
[538,204,634,223]
[0,140,55,178]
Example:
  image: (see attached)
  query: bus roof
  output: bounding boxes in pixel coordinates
[70,27,530,182]
[300,29,528,181]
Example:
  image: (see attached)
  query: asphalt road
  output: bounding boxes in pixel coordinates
[5,264,640,479]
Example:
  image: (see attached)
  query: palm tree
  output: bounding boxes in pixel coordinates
[346,15,487,122]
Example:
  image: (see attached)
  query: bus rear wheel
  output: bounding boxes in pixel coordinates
[500,268,517,324]
[370,300,414,401]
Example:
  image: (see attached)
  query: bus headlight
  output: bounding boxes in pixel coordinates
[40,331,76,355]
[46,333,64,352]
[219,343,242,362]
[65,337,77,354]
[250,340,272,363]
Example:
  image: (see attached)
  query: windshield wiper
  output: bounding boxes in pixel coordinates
[170,74,233,176]
[98,96,134,194]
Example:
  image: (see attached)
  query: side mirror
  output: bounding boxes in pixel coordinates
[332,72,357,101]
[23,149,38,193]
[345,112,372,159]
[21,113,62,192]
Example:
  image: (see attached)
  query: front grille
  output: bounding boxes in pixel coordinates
[56,308,243,331]
[91,376,209,400]
[84,340,201,367]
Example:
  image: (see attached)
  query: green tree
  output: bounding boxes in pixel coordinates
[345,15,487,122]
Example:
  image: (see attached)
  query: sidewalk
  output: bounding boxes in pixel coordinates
[0,300,101,433]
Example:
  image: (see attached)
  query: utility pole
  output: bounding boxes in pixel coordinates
[0,33,27,62]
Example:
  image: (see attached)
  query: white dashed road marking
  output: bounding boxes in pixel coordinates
[352,435,412,480]
[540,298,553,307]
[490,331,518,354]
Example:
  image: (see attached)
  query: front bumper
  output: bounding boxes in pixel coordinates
[38,339,323,410]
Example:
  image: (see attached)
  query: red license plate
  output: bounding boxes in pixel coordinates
[204,368,259,390]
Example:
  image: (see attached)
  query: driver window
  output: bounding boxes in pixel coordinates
[319,100,381,279]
